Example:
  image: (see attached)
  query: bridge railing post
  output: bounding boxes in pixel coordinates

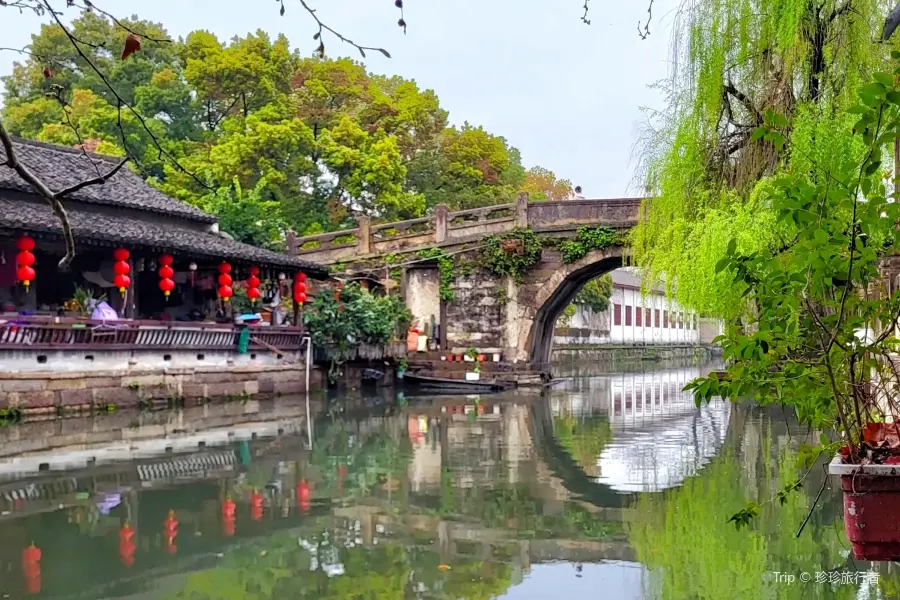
[515,191,529,228]
[358,216,372,254]
[434,204,449,243]
[285,230,298,256]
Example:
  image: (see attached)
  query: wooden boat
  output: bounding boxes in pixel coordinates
[402,373,513,393]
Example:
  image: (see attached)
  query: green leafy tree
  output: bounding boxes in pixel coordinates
[521,165,573,201]
[631,0,889,321]
[574,275,613,312]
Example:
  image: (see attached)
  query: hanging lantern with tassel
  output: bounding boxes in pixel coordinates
[247,266,261,303]
[163,510,178,554]
[16,236,36,290]
[217,262,233,303]
[119,523,136,566]
[158,254,175,299]
[112,248,131,294]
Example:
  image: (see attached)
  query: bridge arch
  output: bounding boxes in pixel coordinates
[521,247,625,365]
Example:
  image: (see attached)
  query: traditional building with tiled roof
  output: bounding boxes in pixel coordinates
[0,139,328,394]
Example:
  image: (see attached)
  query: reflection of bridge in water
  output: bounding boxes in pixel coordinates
[0,368,732,598]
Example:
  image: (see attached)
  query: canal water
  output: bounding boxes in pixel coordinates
[0,362,895,599]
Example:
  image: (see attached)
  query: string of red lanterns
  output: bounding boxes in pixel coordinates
[22,542,41,595]
[158,254,175,299]
[112,248,131,294]
[119,523,136,566]
[16,236,36,289]
[218,262,233,303]
[247,266,261,303]
[294,272,307,305]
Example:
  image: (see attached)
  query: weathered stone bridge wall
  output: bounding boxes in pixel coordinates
[291,194,643,366]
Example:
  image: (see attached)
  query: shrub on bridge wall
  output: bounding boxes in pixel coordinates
[557,227,620,263]
[481,228,544,281]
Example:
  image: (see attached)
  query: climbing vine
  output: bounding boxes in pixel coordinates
[481,228,544,281]
[417,248,455,301]
[558,226,620,263]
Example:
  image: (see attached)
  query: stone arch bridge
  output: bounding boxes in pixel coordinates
[289,194,644,366]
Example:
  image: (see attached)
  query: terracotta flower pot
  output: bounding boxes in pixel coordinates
[829,457,900,561]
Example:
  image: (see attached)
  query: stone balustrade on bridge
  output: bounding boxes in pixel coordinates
[287,193,644,265]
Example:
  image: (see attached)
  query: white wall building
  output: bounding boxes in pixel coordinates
[555,268,723,345]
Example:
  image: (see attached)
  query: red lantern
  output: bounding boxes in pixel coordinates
[296,292,307,304]
[159,277,175,297]
[17,236,35,253]
[17,266,36,288]
[113,248,129,262]
[218,285,233,302]
[158,265,174,280]
[113,261,130,276]
[218,273,232,287]
[247,287,261,301]
[298,272,307,282]
[159,254,173,267]
[249,266,260,276]
[218,262,231,275]
[113,274,131,293]
[246,266,261,305]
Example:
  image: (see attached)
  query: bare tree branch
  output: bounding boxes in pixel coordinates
[57,155,128,197]
[638,0,655,40]
[298,0,393,59]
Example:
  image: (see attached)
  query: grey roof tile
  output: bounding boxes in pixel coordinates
[0,138,216,223]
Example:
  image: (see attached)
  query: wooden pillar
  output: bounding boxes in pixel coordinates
[125,258,136,319]
[358,216,372,255]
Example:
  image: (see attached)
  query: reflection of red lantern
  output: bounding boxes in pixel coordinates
[164,510,178,554]
[297,480,310,512]
[119,524,135,566]
[22,543,41,595]
[222,497,236,537]
[250,490,264,521]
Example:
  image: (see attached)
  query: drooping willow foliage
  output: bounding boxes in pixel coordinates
[632,0,895,320]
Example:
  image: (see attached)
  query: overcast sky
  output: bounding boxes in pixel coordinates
[0,0,677,197]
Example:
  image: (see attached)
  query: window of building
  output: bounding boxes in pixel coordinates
[655,309,661,328]
[625,305,632,326]
[646,308,652,327]
[613,303,621,326]
[663,310,669,328]
[636,306,642,327]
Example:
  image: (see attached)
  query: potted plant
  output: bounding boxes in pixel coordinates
[465,347,480,381]
[685,67,900,560]
[64,286,106,318]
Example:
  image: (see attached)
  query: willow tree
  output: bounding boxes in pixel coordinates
[632,0,894,319]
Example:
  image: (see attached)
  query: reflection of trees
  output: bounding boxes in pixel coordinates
[309,418,412,501]
[163,527,514,600]
[629,441,855,600]
[553,414,612,477]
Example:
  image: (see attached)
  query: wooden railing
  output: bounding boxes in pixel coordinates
[288,194,644,264]
[0,317,308,352]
